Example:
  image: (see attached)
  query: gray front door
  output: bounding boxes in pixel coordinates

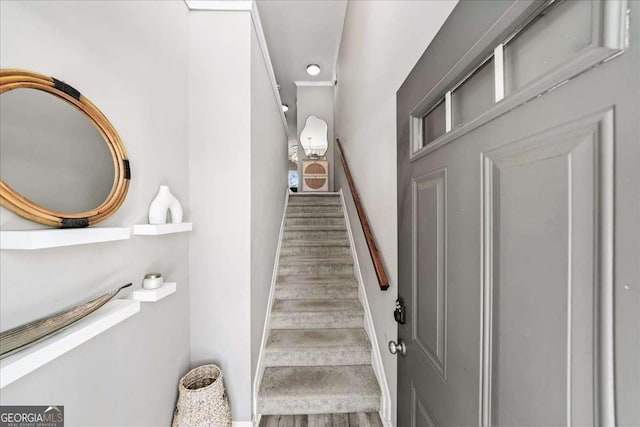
[397,1,639,426]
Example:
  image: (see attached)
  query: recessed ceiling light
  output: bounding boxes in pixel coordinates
[306,64,321,76]
[282,104,289,112]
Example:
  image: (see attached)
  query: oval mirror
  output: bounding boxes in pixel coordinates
[300,115,328,157]
[0,69,130,228]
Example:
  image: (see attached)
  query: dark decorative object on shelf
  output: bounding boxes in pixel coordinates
[0,283,132,358]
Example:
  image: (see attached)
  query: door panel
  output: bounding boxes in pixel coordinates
[412,169,447,378]
[482,112,610,426]
[397,1,639,426]
[412,384,439,427]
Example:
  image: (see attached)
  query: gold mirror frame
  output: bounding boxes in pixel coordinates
[0,69,130,228]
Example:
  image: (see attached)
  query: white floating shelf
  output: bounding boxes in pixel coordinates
[0,299,140,388]
[132,223,192,235]
[0,227,131,250]
[132,282,176,302]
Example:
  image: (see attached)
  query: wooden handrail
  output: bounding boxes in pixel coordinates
[336,138,390,291]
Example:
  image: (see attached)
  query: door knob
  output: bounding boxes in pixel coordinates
[388,339,406,356]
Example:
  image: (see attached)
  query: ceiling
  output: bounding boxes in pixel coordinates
[256,0,347,143]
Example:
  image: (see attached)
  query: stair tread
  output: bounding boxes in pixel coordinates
[288,197,341,201]
[282,239,350,247]
[286,218,345,225]
[288,198,342,203]
[289,194,340,197]
[287,206,342,211]
[285,225,347,231]
[266,328,370,352]
[286,212,344,218]
[280,246,350,257]
[288,199,341,203]
[279,256,354,266]
[288,203,342,208]
[275,285,357,300]
[284,232,348,238]
[272,299,363,313]
[259,366,380,399]
[277,275,357,286]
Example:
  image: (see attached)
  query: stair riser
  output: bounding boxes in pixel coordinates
[287,203,342,209]
[283,231,348,240]
[275,284,358,300]
[280,246,351,257]
[279,264,353,276]
[287,206,343,214]
[285,226,346,233]
[288,197,341,204]
[258,397,379,416]
[264,349,370,367]
[289,196,341,202]
[270,313,363,329]
[290,195,340,200]
[285,217,345,226]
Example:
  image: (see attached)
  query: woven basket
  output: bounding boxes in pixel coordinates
[172,364,232,427]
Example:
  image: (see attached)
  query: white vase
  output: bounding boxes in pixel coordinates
[148,185,183,224]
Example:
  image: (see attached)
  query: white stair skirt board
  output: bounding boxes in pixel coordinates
[339,189,393,426]
[0,299,140,388]
[132,223,193,235]
[132,282,177,302]
[253,189,290,420]
[0,227,131,250]
[232,422,253,427]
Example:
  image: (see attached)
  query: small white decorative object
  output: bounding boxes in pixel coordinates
[142,273,164,290]
[148,185,183,224]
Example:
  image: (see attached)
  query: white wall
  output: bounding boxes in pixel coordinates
[334,1,457,424]
[188,10,253,422]
[0,1,190,426]
[250,24,288,389]
[189,9,287,423]
[296,85,335,191]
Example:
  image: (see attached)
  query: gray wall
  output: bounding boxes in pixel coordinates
[250,24,289,397]
[188,10,253,422]
[296,85,334,191]
[333,1,458,423]
[0,1,191,426]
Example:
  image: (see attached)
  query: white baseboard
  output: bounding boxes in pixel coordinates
[379,410,395,427]
[232,422,253,427]
[252,189,290,420]
[339,189,393,425]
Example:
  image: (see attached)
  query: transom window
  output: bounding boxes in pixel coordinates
[410,0,628,157]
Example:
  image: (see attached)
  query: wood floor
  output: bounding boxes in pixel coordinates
[259,412,383,427]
